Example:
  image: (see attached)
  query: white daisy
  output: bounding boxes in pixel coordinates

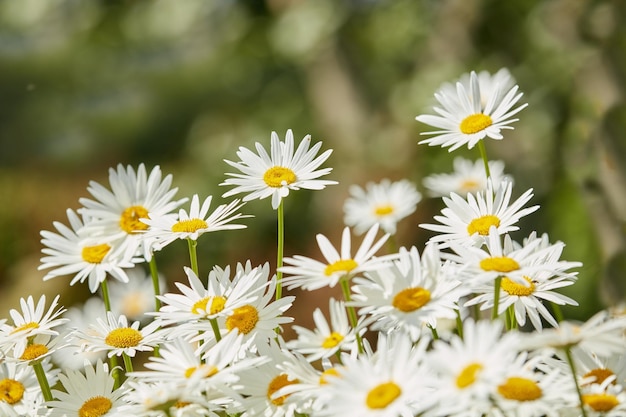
[280,224,393,291]
[343,178,421,235]
[351,245,468,341]
[221,129,337,209]
[0,360,48,417]
[46,360,127,417]
[142,194,250,251]
[78,311,163,358]
[420,179,539,248]
[286,298,358,362]
[109,267,165,323]
[38,208,137,293]
[580,377,626,416]
[437,68,517,111]
[423,157,511,197]
[416,69,527,151]
[78,163,186,261]
[117,380,207,417]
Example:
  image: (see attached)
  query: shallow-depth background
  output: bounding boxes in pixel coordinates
[1,0,625,326]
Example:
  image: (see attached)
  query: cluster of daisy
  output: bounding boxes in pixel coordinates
[1,69,626,417]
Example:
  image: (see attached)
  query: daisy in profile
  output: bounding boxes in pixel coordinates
[78,163,187,261]
[221,129,337,210]
[287,298,358,362]
[46,360,126,417]
[39,208,137,293]
[423,157,510,197]
[142,194,250,252]
[420,179,539,248]
[280,224,392,291]
[416,69,527,151]
[351,245,468,341]
[343,179,421,235]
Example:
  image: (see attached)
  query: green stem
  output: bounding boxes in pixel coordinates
[492,276,502,321]
[506,305,518,330]
[477,139,491,179]
[429,325,439,340]
[32,361,53,401]
[386,235,397,254]
[564,346,588,417]
[149,256,161,312]
[551,302,564,323]
[123,353,134,374]
[340,277,364,354]
[275,200,285,300]
[187,238,199,276]
[100,279,112,313]
[209,318,222,342]
[455,309,464,339]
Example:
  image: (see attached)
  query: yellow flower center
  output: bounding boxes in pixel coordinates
[324,259,358,276]
[467,214,501,236]
[392,287,431,312]
[119,205,149,234]
[263,166,297,188]
[184,365,218,379]
[497,377,543,401]
[0,378,25,405]
[583,368,616,386]
[81,243,111,264]
[10,321,39,335]
[175,401,191,408]
[365,382,402,409]
[374,205,394,216]
[582,393,619,412]
[456,363,483,388]
[191,296,227,316]
[480,257,520,273]
[171,218,208,233]
[460,179,480,193]
[319,368,340,385]
[322,332,344,349]
[225,304,259,334]
[460,113,493,134]
[79,396,113,417]
[105,328,143,348]
[20,344,49,361]
[501,276,535,296]
[267,373,299,405]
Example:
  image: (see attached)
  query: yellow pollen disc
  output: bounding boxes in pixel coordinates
[366,382,402,409]
[171,218,208,233]
[392,287,431,312]
[267,373,299,405]
[81,243,111,264]
[480,257,520,273]
[456,363,483,389]
[583,368,616,386]
[105,327,143,348]
[175,401,191,408]
[79,396,113,417]
[460,179,480,192]
[263,166,297,188]
[374,205,394,216]
[0,378,25,405]
[20,344,49,361]
[324,259,358,276]
[119,205,149,234]
[460,113,493,134]
[582,393,619,412]
[319,368,340,385]
[467,214,501,236]
[322,332,344,349]
[191,296,227,316]
[10,321,39,335]
[497,377,542,401]
[121,293,147,318]
[184,365,218,379]
[225,304,259,334]
[501,276,535,296]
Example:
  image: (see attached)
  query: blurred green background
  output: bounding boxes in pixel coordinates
[1,0,625,323]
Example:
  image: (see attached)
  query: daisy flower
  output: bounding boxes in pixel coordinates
[46,360,127,417]
[78,163,186,261]
[580,377,626,416]
[343,178,421,235]
[422,157,510,197]
[117,380,208,417]
[436,68,517,110]
[0,360,50,417]
[420,179,539,248]
[142,194,250,251]
[416,69,527,151]
[350,245,468,341]
[39,208,137,293]
[280,224,392,291]
[286,298,358,362]
[78,311,163,358]
[109,267,165,323]
[221,129,337,209]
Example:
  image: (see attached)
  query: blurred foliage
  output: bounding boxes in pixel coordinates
[1,0,625,322]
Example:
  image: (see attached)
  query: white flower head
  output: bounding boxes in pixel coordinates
[423,157,511,197]
[221,129,337,209]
